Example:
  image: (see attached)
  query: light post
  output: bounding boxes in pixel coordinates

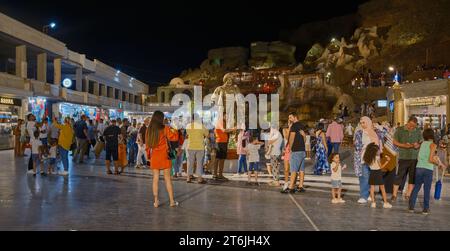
[388,65,400,85]
[42,22,56,34]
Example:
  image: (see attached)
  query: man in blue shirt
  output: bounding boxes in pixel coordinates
[73,115,90,164]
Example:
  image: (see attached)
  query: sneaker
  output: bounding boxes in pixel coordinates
[27,169,35,174]
[331,199,339,204]
[295,187,306,193]
[408,207,415,213]
[367,197,372,202]
[59,171,69,176]
[280,188,290,194]
[422,209,430,215]
[383,202,392,209]
[338,198,346,203]
[268,181,280,187]
[370,202,376,208]
[357,198,368,204]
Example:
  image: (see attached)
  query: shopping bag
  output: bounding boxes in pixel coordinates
[434,167,444,200]
[94,141,104,157]
[118,144,128,168]
[434,180,442,200]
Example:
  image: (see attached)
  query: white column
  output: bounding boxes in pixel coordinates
[53,58,61,85]
[15,45,27,78]
[129,94,134,104]
[75,67,82,91]
[93,81,99,96]
[37,53,47,83]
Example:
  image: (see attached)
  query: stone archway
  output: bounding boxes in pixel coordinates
[169,91,175,101]
[182,89,193,99]
[160,91,165,103]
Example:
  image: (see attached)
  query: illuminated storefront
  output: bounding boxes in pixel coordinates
[53,102,108,121]
[405,96,447,129]
[108,109,123,120]
[124,111,153,123]
[388,79,450,130]
[28,97,48,122]
[0,96,21,150]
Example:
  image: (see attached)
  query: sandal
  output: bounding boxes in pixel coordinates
[170,201,179,207]
[107,170,113,175]
[197,179,207,184]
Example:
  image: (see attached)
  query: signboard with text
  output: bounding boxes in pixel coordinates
[0,97,22,106]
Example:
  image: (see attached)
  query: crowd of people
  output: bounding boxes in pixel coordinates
[12,108,449,213]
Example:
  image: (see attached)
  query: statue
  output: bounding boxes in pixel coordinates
[210,73,243,129]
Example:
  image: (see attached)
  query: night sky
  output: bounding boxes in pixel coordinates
[1,0,367,86]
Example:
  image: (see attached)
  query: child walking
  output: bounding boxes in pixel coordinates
[363,142,392,209]
[30,130,43,176]
[330,153,346,203]
[305,131,311,159]
[236,129,248,175]
[48,139,58,174]
[135,134,147,168]
[409,129,446,215]
[245,136,264,185]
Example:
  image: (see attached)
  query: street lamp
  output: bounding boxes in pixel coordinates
[43,22,56,34]
[388,66,395,72]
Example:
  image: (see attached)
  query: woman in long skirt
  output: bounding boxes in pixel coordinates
[313,123,330,175]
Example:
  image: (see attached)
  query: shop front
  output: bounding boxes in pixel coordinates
[0,96,22,150]
[54,102,107,121]
[405,96,447,130]
[108,108,124,120]
[388,79,450,130]
[124,111,153,124]
[28,97,49,122]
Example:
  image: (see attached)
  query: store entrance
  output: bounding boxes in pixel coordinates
[0,104,20,150]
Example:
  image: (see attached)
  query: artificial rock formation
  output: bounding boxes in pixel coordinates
[248,41,296,69]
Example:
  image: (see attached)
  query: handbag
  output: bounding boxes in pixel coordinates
[164,129,177,160]
[381,145,397,172]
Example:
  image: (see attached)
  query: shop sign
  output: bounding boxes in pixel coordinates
[408,96,443,107]
[0,96,21,106]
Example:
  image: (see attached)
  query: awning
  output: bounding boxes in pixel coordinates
[400,79,448,99]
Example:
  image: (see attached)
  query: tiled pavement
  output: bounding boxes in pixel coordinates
[0,149,449,231]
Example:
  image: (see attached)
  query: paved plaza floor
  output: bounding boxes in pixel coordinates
[0,149,449,231]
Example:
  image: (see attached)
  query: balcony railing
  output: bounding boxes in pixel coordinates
[0,72,28,90]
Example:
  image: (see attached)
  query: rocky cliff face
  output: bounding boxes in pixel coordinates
[176,0,450,124]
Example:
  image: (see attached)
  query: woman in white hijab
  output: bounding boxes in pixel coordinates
[354,116,383,204]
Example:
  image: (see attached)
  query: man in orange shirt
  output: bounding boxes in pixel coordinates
[213,119,235,180]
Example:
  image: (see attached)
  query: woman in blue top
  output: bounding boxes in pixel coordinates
[409,129,445,215]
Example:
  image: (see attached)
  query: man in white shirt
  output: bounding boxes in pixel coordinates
[345,123,354,137]
[26,114,37,173]
[96,119,106,141]
[267,126,283,186]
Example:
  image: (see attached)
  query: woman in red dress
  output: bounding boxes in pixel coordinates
[146,111,178,208]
